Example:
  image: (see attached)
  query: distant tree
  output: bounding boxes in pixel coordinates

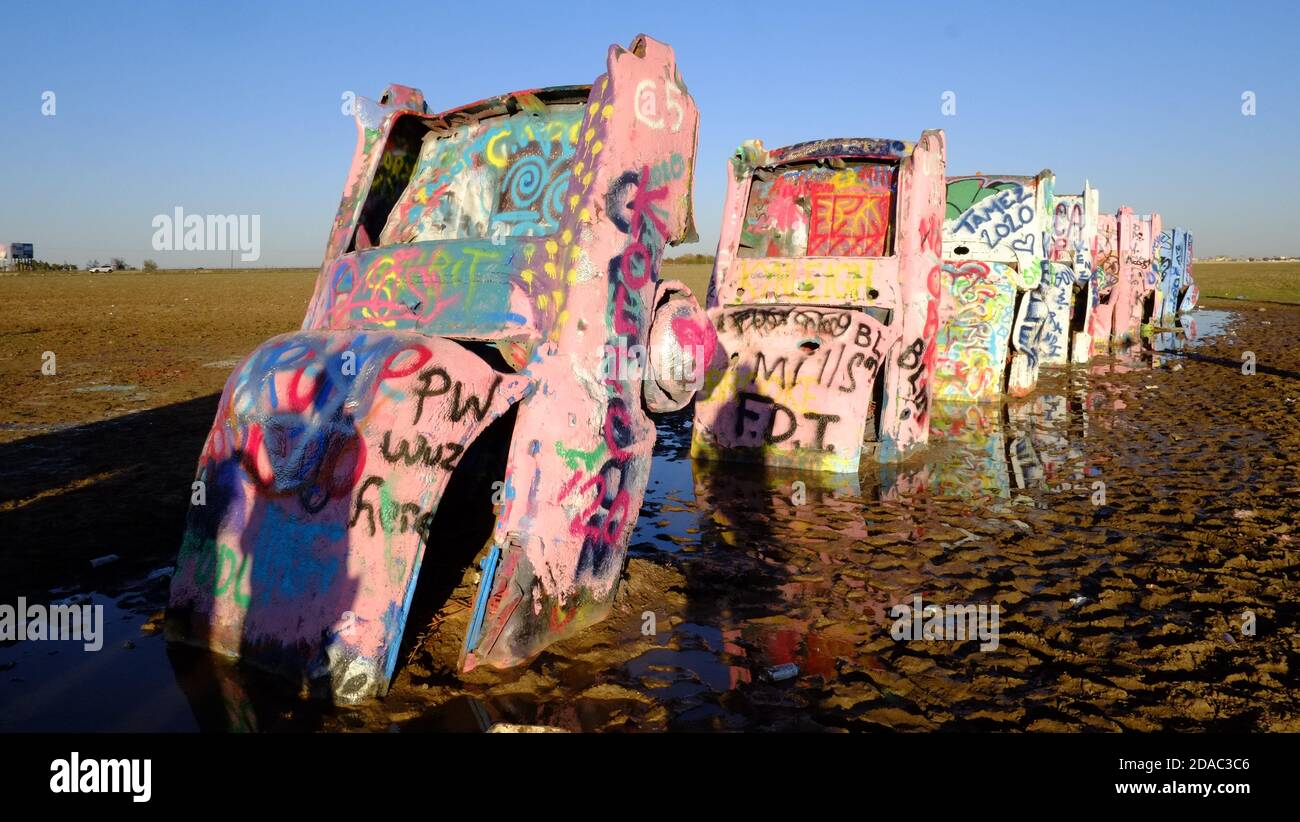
[14,260,68,272]
[86,258,102,270]
[110,257,127,270]
[143,259,158,272]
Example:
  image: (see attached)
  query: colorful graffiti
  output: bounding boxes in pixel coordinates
[945,178,1038,256]
[1178,231,1198,314]
[307,240,530,339]
[693,305,896,471]
[1008,279,1049,396]
[1112,208,1160,346]
[1153,227,1195,328]
[1088,213,1119,354]
[694,131,946,472]
[712,257,895,307]
[169,331,531,701]
[937,172,1050,400]
[932,261,1016,403]
[168,35,705,700]
[879,151,948,463]
[1046,185,1099,365]
[738,162,896,258]
[380,106,583,244]
[1048,198,1084,262]
[1037,262,1077,365]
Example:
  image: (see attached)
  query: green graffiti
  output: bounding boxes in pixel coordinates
[555,440,604,472]
[181,533,250,608]
[181,532,219,588]
[945,178,1023,221]
[379,481,397,536]
[213,544,251,609]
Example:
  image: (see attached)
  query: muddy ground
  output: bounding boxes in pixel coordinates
[1,269,1298,731]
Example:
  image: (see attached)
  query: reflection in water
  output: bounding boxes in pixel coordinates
[684,458,872,701]
[662,391,1104,725]
[879,396,1097,503]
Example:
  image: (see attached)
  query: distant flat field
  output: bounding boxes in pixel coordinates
[660,262,712,298]
[0,268,319,441]
[1193,261,1300,304]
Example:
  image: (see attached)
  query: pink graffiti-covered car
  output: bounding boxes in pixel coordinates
[166,35,710,702]
[1091,207,1160,351]
[691,133,947,473]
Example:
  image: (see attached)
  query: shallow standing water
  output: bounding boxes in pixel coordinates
[2,305,1298,732]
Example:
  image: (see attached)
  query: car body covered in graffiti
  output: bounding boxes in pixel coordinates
[1092,209,1194,352]
[1087,211,1120,353]
[1112,208,1161,347]
[934,170,1054,401]
[166,35,710,702]
[690,132,947,473]
[1152,227,1196,328]
[1046,182,1100,364]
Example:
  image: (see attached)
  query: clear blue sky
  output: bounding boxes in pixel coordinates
[2,0,1297,267]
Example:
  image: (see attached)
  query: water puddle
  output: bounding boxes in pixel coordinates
[0,582,198,732]
[1148,308,1234,354]
[1181,308,1234,342]
[71,384,140,393]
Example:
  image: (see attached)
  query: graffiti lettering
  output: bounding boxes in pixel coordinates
[379,431,464,470]
[413,367,502,425]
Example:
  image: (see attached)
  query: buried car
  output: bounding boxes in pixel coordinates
[166,35,709,702]
[1087,211,1121,354]
[1112,208,1161,348]
[690,132,948,473]
[934,170,1054,401]
[1152,226,1197,328]
[1046,182,1101,364]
